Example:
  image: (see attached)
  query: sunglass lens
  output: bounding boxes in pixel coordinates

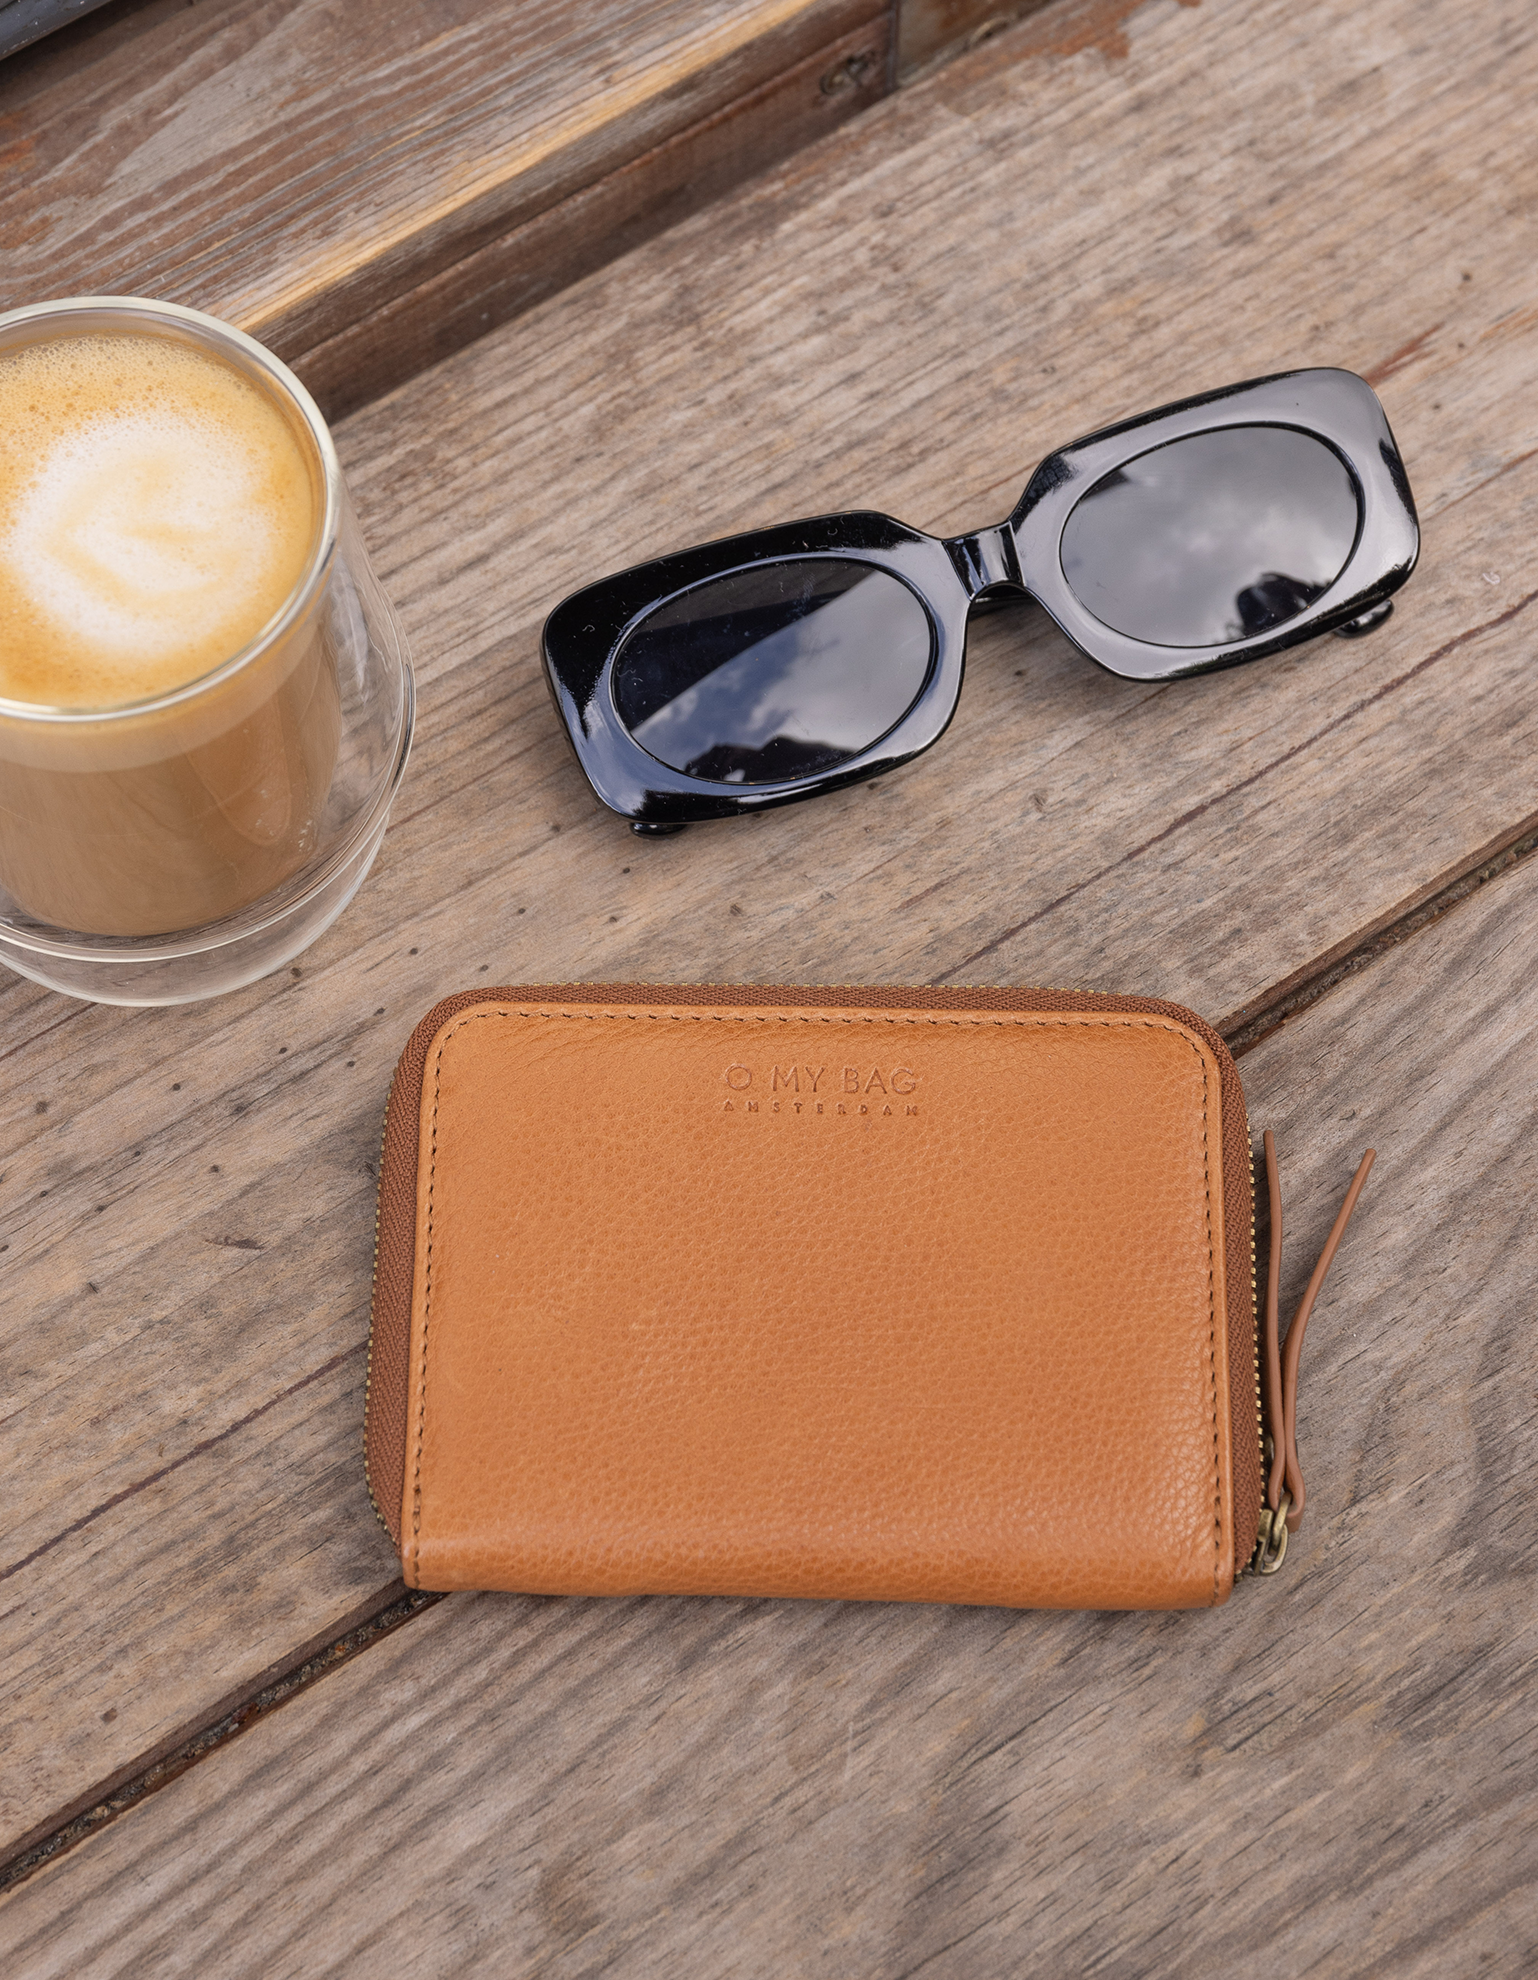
[612,559,932,784]
[1059,426,1360,647]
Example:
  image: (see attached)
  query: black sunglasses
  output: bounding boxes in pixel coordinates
[542,368,1419,835]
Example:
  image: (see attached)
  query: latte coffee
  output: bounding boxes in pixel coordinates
[0,326,341,937]
[0,333,317,707]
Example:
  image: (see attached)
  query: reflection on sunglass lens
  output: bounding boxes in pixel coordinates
[612,559,933,784]
[1059,425,1361,647]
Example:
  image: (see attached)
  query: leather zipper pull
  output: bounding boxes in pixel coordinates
[1254,1134,1375,1571]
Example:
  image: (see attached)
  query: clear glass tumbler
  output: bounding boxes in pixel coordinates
[0,297,413,1005]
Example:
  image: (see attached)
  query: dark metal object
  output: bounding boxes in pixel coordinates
[0,0,116,61]
[542,368,1420,830]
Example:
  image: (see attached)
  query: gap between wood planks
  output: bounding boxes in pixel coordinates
[3,796,1536,1898]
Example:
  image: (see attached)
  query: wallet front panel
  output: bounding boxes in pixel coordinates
[398,997,1237,1609]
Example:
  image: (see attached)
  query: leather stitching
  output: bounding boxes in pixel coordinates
[408,1004,1224,1598]
[408,1040,444,1588]
[1197,1056,1221,1604]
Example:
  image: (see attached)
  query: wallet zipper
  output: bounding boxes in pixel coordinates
[1244,1149,1267,1572]
[939,976,1273,1559]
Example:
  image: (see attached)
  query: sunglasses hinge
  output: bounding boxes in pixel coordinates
[945,522,1022,599]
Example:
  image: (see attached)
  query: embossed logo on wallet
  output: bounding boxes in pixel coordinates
[719,1063,919,1117]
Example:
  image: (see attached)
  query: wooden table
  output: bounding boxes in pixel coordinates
[2,0,1536,1969]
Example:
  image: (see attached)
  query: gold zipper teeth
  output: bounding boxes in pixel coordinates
[362,1079,395,1534]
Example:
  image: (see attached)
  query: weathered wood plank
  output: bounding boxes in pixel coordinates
[4,0,1538,1877]
[0,0,890,417]
[4,817,1533,1975]
[896,0,1051,75]
[298,13,894,419]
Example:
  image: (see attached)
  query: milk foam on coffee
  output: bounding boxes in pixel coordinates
[0,334,316,708]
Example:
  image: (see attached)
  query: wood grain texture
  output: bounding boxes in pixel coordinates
[0,0,888,416]
[897,0,1052,75]
[298,12,893,419]
[4,841,1535,1976]
[2,0,1537,1911]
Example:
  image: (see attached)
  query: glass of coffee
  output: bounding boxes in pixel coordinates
[0,296,414,1004]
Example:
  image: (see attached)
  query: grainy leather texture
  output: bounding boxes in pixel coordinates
[367,985,1255,1611]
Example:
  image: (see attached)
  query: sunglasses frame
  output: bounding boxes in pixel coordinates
[541,368,1419,831]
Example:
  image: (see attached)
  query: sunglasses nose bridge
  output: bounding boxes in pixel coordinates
[945,522,1023,598]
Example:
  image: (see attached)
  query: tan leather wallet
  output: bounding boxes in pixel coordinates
[366,984,1367,1609]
